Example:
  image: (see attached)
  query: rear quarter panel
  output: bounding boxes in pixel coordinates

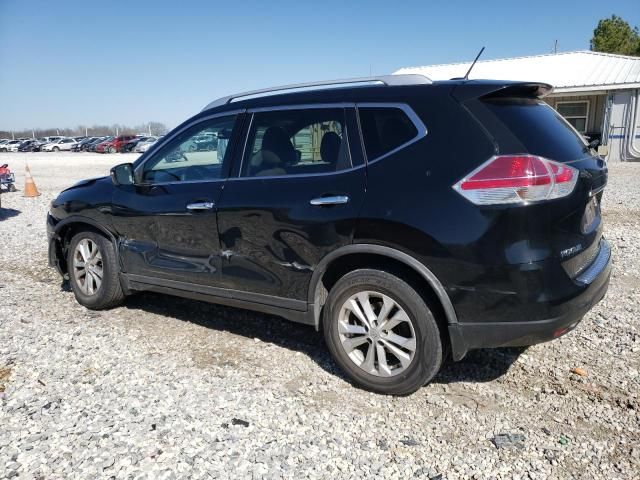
[355,87,582,323]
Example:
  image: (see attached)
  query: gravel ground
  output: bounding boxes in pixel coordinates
[0,152,639,480]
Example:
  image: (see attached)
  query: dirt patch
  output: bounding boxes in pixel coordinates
[0,366,12,392]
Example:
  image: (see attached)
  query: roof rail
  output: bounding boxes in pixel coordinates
[201,74,432,111]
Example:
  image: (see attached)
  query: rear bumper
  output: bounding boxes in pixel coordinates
[448,238,612,361]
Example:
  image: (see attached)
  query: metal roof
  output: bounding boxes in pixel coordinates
[395,51,640,93]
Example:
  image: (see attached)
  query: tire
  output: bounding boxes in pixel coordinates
[67,231,125,310]
[53,147,60,152]
[8,184,16,192]
[323,269,443,395]
[109,146,116,154]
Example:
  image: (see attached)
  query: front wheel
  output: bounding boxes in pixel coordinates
[52,147,60,152]
[323,269,443,395]
[108,146,116,154]
[67,231,125,310]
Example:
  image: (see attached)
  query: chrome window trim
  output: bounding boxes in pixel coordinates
[236,103,355,180]
[134,109,244,186]
[355,102,428,165]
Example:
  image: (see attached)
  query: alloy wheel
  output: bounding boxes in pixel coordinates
[337,291,417,377]
[73,238,104,296]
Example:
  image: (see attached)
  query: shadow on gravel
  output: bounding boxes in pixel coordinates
[0,207,21,221]
[123,292,346,378]
[122,292,522,385]
[434,347,525,384]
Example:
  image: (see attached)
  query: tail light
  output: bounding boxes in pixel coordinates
[453,155,578,205]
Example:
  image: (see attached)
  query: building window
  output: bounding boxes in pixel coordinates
[556,101,589,133]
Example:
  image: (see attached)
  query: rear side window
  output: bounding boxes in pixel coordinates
[477,98,590,162]
[241,108,350,178]
[358,107,418,161]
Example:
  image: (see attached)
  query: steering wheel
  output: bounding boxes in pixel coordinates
[184,165,210,181]
[143,169,181,182]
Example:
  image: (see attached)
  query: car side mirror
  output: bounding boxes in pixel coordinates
[110,163,134,186]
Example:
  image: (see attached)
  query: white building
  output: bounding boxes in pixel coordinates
[396,51,640,161]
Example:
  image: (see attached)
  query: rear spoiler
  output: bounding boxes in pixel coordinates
[452,81,554,102]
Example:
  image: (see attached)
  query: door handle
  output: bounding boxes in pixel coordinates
[186,201,215,211]
[310,195,350,206]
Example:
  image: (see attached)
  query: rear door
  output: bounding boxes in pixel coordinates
[215,105,366,304]
[111,112,242,287]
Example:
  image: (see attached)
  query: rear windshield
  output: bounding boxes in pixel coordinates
[475,98,591,162]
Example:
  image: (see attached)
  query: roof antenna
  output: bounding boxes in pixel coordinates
[463,47,485,80]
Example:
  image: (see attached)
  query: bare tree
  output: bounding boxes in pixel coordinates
[1,121,169,139]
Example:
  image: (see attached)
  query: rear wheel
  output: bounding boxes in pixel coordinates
[109,146,116,154]
[323,269,443,395]
[52,147,60,152]
[67,231,125,310]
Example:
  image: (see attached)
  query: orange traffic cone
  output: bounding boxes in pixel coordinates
[23,164,41,198]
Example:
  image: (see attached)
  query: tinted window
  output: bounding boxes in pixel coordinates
[141,115,236,183]
[241,108,350,178]
[358,107,418,161]
[480,98,590,161]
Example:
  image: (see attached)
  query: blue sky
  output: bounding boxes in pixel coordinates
[1,0,638,131]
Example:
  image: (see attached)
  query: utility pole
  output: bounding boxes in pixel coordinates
[553,40,558,54]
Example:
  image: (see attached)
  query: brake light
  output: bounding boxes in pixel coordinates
[453,155,578,205]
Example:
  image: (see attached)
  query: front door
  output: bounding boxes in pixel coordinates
[111,112,242,287]
[216,106,366,304]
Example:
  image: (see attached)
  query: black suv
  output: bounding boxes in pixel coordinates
[47,75,611,394]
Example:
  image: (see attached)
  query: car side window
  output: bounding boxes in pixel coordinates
[241,108,350,178]
[140,115,237,184]
[358,106,419,161]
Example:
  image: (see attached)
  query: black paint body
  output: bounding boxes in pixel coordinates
[48,80,611,360]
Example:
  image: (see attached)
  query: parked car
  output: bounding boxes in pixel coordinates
[121,136,155,153]
[0,140,22,152]
[96,135,137,154]
[18,139,40,152]
[133,136,162,153]
[47,75,611,394]
[72,137,99,152]
[81,137,105,152]
[91,137,114,153]
[42,138,78,152]
[28,138,49,152]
